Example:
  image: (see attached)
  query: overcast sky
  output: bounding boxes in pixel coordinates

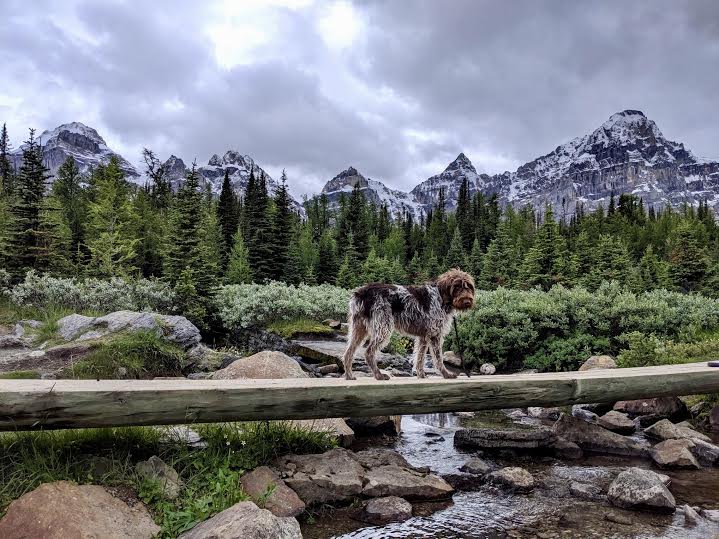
[1,0,718,197]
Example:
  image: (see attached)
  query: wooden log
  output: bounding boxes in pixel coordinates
[0,362,717,431]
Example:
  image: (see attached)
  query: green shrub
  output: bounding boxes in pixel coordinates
[266,318,335,339]
[524,333,611,372]
[617,331,719,368]
[383,333,413,355]
[63,331,185,379]
[0,370,40,379]
[215,281,350,328]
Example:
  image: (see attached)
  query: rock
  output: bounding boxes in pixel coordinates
[346,416,402,436]
[318,364,339,375]
[359,496,412,525]
[161,426,206,448]
[701,509,719,522]
[479,363,496,375]
[322,319,341,329]
[528,407,562,421]
[0,335,28,348]
[651,439,701,469]
[644,419,711,442]
[675,420,695,429]
[579,355,617,371]
[43,340,99,363]
[682,504,701,526]
[573,402,615,416]
[552,414,650,457]
[290,418,355,448]
[454,411,475,418]
[551,438,583,459]
[291,338,410,373]
[569,482,603,500]
[56,311,202,349]
[27,350,45,358]
[453,426,555,450]
[0,481,159,538]
[460,457,493,475]
[487,467,534,492]
[273,448,451,505]
[597,411,636,434]
[571,405,599,423]
[442,351,462,367]
[240,466,305,517]
[688,438,719,466]
[613,397,688,422]
[212,351,308,380]
[604,511,633,525]
[178,501,301,539]
[710,405,719,432]
[607,468,676,513]
[363,465,454,500]
[135,456,183,499]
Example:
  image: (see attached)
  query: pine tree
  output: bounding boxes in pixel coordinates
[456,178,474,250]
[270,170,294,280]
[142,148,171,210]
[480,219,517,289]
[0,123,12,194]
[316,230,338,284]
[667,222,708,292]
[467,238,483,280]
[336,232,361,288]
[217,169,239,267]
[519,206,567,290]
[586,235,633,289]
[424,251,442,281]
[6,129,52,276]
[427,188,448,259]
[165,164,203,283]
[245,172,274,281]
[444,227,466,270]
[226,229,252,284]
[337,184,370,259]
[53,157,87,264]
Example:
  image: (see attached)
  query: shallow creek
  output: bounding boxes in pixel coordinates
[302,412,719,539]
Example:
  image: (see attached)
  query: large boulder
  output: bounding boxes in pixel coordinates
[607,468,676,513]
[552,414,650,457]
[651,439,701,469]
[178,501,301,539]
[240,466,305,518]
[598,411,636,435]
[346,416,402,436]
[460,457,493,475]
[644,419,711,443]
[359,496,412,525]
[487,467,535,492]
[453,426,555,450]
[0,481,160,538]
[527,407,562,421]
[211,351,307,380]
[613,397,689,425]
[688,438,719,467]
[579,355,617,371]
[56,311,202,349]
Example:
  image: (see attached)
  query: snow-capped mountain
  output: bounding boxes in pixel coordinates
[10,122,140,181]
[320,166,422,219]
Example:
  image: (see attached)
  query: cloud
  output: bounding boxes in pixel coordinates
[1,0,718,197]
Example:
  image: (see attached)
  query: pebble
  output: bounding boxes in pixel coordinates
[605,512,632,525]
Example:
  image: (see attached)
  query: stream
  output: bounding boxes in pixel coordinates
[302,411,719,539]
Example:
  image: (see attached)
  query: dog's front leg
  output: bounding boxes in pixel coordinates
[429,336,457,379]
[414,337,427,378]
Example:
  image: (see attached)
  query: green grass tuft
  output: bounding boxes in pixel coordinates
[0,370,41,379]
[266,318,335,339]
[62,331,185,380]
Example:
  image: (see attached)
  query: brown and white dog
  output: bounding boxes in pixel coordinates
[342,269,475,380]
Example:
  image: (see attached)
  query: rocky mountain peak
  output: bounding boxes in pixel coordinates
[445,152,476,174]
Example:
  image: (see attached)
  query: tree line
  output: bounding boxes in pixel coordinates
[3,124,719,327]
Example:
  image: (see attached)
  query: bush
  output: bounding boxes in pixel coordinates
[446,282,719,371]
[617,331,719,368]
[215,281,350,328]
[4,270,176,314]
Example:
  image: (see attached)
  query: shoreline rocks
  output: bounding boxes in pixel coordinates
[178,501,301,539]
[454,426,555,451]
[607,468,676,513]
[552,414,650,458]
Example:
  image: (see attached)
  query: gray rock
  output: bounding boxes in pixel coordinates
[571,405,599,423]
[570,482,603,500]
[578,355,617,371]
[644,419,711,442]
[460,457,493,475]
[240,466,305,518]
[0,334,28,348]
[605,511,633,525]
[57,314,96,341]
[701,509,719,522]
[318,364,339,375]
[178,501,301,539]
[359,496,412,525]
[607,468,676,513]
[136,456,182,499]
[598,411,636,434]
[688,438,719,467]
[682,504,701,526]
[551,438,583,459]
[487,467,534,492]
[528,407,562,421]
[710,405,719,432]
[479,363,496,375]
[0,481,160,539]
[362,465,454,500]
[613,397,688,422]
[161,426,206,448]
[454,426,555,450]
[212,351,308,380]
[552,414,651,457]
[27,350,45,358]
[651,439,701,469]
[346,416,402,436]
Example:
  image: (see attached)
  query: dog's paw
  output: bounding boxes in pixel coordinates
[344,373,356,380]
[441,370,458,379]
[416,371,426,379]
[375,372,391,381]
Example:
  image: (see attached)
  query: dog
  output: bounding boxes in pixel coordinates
[341,269,475,380]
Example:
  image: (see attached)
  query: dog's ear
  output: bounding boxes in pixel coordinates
[435,271,455,306]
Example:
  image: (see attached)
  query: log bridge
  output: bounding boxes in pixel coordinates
[0,362,717,431]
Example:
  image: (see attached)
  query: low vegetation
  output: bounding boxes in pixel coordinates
[266,317,335,339]
[0,422,336,537]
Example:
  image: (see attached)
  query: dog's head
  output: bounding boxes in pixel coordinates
[436,269,475,311]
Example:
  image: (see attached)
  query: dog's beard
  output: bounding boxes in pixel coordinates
[453,291,474,310]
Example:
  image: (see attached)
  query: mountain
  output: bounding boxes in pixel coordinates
[319,109,719,220]
[10,122,140,181]
[320,166,422,218]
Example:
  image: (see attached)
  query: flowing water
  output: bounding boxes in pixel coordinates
[302,412,719,539]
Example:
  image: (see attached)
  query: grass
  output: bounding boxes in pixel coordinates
[0,421,336,538]
[266,318,335,339]
[0,370,40,379]
[0,299,103,345]
[61,331,186,380]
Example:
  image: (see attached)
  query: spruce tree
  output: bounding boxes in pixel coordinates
[0,123,12,194]
[226,229,252,284]
[316,230,338,284]
[165,164,203,283]
[6,129,52,276]
[217,169,238,268]
[519,206,567,290]
[142,148,171,210]
[245,172,274,281]
[270,170,294,280]
[667,222,708,292]
[467,238,483,280]
[444,227,466,270]
[456,178,474,250]
[336,233,361,289]
[481,219,517,289]
[53,157,87,264]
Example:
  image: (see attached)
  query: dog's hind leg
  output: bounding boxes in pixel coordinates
[429,336,457,379]
[414,337,428,378]
[342,322,367,380]
[365,310,393,381]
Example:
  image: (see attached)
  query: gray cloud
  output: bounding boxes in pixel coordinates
[1,0,718,196]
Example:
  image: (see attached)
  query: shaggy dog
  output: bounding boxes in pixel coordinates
[342,269,475,380]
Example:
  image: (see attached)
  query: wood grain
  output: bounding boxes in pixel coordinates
[0,362,717,431]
